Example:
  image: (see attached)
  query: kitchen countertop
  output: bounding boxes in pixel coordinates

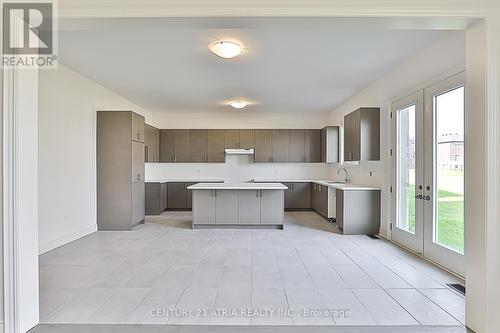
[145,179,225,183]
[252,178,380,191]
[188,182,288,190]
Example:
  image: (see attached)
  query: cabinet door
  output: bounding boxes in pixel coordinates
[132,141,144,182]
[254,129,273,163]
[159,129,175,162]
[292,183,311,209]
[321,185,328,217]
[207,129,225,163]
[189,129,207,162]
[215,190,239,224]
[289,130,305,163]
[260,190,284,225]
[305,129,321,163]
[167,182,188,209]
[161,183,168,211]
[145,124,159,162]
[132,112,145,143]
[283,183,293,209]
[174,129,190,163]
[272,129,290,163]
[145,182,161,215]
[238,190,261,224]
[239,129,255,148]
[312,184,319,212]
[224,129,240,148]
[336,190,344,230]
[320,128,326,162]
[193,190,216,224]
[344,110,360,161]
[131,182,145,225]
[187,182,196,209]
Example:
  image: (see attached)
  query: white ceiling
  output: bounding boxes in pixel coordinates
[58,18,459,113]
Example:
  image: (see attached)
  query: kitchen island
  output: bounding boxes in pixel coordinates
[187,182,288,229]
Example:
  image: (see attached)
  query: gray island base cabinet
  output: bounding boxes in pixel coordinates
[189,183,287,229]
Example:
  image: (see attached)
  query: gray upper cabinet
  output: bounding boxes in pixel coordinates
[145,124,159,162]
[132,112,145,143]
[224,129,240,148]
[289,130,305,163]
[321,126,340,163]
[305,129,321,163]
[224,129,255,149]
[207,129,225,163]
[239,129,255,148]
[97,111,145,231]
[174,129,190,163]
[189,129,207,163]
[159,129,175,162]
[272,129,290,163]
[344,107,380,161]
[255,129,273,163]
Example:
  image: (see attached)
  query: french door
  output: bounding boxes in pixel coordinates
[392,73,465,276]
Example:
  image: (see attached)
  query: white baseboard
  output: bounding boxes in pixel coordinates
[38,224,97,254]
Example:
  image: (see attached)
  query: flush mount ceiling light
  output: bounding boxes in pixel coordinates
[229,101,248,109]
[209,40,243,59]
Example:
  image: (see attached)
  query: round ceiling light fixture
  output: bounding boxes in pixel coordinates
[229,101,248,109]
[209,40,243,59]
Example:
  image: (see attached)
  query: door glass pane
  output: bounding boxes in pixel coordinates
[434,86,465,254]
[397,104,416,234]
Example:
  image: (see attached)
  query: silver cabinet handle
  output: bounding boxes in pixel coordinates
[256,190,260,197]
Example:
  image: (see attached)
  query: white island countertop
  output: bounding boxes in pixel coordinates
[188,182,288,190]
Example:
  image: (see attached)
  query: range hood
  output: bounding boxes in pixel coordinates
[224,148,255,155]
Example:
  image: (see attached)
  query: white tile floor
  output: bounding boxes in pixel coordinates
[39,211,465,326]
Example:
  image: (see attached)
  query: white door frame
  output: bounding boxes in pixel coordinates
[391,90,424,254]
[2,3,500,333]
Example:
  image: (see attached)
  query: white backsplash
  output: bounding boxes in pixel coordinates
[145,154,331,183]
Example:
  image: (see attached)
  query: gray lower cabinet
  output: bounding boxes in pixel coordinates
[312,183,328,217]
[215,190,239,224]
[192,190,216,224]
[97,111,145,231]
[336,189,381,235]
[167,182,189,209]
[292,182,311,209]
[132,182,145,223]
[260,190,284,224]
[238,190,261,224]
[283,183,293,209]
[145,182,168,215]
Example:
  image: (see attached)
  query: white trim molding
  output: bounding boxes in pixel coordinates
[38,224,97,254]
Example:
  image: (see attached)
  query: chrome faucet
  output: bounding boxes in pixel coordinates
[337,167,350,183]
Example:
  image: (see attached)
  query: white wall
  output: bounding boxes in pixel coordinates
[0,68,4,330]
[146,155,331,183]
[38,64,153,254]
[328,32,465,237]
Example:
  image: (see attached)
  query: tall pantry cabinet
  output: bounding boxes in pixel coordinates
[97,111,145,230]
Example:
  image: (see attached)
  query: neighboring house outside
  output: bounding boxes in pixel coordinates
[438,133,464,170]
